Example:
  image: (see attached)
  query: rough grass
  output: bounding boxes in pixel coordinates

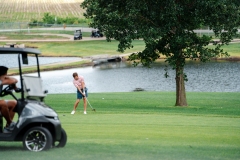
[1,92,239,160]
[0,33,68,40]
[220,43,240,57]
[22,40,145,57]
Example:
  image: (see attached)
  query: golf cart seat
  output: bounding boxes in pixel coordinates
[22,75,47,100]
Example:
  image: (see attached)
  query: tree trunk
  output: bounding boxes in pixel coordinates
[175,62,188,106]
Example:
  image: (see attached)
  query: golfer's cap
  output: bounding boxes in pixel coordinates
[0,66,8,76]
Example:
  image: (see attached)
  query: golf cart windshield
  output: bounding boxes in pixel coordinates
[74,30,81,35]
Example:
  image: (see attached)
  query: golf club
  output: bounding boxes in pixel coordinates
[85,97,96,111]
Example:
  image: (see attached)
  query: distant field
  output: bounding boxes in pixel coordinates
[0,0,85,22]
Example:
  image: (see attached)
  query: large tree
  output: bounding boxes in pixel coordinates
[81,0,240,106]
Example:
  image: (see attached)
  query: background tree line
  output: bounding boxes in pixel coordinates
[29,12,90,26]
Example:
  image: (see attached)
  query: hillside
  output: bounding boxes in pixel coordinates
[0,0,85,22]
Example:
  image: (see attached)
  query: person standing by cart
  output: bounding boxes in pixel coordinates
[71,72,88,115]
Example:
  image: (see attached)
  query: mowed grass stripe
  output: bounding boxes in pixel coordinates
[60,113,239,160]
[1,91,239,160]
[46,92,240,117]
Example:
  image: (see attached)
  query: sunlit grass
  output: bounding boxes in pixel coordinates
[22,40,145,57]
[1,91,240,160]
[220,43,240,57]
[0,33,68,40]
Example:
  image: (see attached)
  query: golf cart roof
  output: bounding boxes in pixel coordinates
[0,47,41,55]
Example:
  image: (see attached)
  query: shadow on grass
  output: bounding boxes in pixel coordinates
[0,145,24,152]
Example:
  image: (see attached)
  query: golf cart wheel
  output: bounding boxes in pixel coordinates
[23,127,53,152]
[53,128,67,148]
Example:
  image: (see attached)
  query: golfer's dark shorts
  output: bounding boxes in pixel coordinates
[77,87,88,99]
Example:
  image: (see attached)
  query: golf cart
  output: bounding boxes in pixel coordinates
[73,29,82,40]
[0,47,67,151]
[91,29,103,38]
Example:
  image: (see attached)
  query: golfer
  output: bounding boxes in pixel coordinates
[71,72,88,115]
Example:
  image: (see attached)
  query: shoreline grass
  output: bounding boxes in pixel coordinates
[1,91,240,160]
[8,60,92,75]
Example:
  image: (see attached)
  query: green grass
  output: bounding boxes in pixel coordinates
[0,31,93,38]
[205,43,240,58]
[23,40,145,57]
[3,40,239,58]
[1,92,239,160]
[0,33,68,40]
[220,43,240,57]
[45,92,240,117]
[1,39,238,58]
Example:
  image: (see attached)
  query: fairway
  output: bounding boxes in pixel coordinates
[0,92,239,160]
[22,40,145,57]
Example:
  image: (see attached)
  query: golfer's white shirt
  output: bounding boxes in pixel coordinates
[73,76,85,89]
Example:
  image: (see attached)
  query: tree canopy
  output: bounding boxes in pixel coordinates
[81,0,240,106]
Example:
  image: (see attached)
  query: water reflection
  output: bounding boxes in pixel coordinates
[14,61,240,93]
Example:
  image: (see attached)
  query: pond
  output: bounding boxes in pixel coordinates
[13,60,240,94]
